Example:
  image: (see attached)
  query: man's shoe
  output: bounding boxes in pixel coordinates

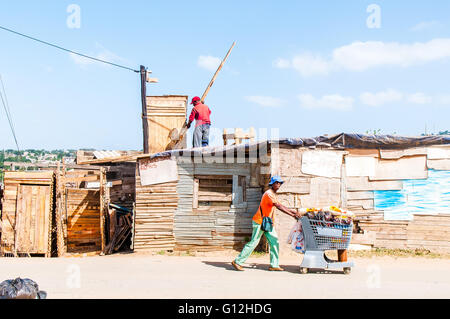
[231,261,244,271]
[269,267,285,271]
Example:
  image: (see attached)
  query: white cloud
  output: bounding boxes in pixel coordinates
[197,55,221,71]
[275,38,450,76]
[298,94,354,111]
[274,55,332,76]
[410,21,441,32]
[437,95,450,105]
[273,58,290,69]
[360,90,436,106]
[407,92,433,104]
[245,96,285,107]
[291,54,331,77]
[360,89,403,106]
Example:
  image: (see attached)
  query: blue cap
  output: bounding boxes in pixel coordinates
[269,176,284,186]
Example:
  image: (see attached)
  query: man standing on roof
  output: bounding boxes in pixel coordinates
[232,176,305,272]
[186,96,211,148]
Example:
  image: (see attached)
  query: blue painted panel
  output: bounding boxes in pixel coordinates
[374,169,450,221]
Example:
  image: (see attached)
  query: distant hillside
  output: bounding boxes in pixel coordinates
[0,149,77,182]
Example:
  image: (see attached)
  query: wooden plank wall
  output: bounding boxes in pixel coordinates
[355,212,450,252]
[145,95,188,154]
[173,161,260,252]
[14,185,52,255]
[134,164,178,251]
[66,188,102,253]
[1,171,54,256]
[59,167,106,255]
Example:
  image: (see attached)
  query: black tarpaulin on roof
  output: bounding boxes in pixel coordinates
[277,133,450,149]
[145,133,450,159]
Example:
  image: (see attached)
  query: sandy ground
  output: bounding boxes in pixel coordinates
[1,251,450,299]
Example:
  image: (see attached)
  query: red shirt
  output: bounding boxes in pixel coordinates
[189,103,211,127]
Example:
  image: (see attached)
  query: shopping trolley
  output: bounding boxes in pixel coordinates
[299,216,354,274]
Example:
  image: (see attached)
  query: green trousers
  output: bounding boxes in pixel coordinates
[234,221,280,268]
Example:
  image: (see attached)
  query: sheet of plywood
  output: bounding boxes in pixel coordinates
[369,156,428,181]
[347,177,403,191]
[345,156,377,177]
[346,191,374,200]
[427,159,450,170]
[347,199,374,210]
[277,177,311,194]
[346,149,379,157]
[380,148,428,159]
[278,147,310,177]
[427,146,450,160]
[301,151,343,178]
[138,157,179,186]
[299,177,341,208]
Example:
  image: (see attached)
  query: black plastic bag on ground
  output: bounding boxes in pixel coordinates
[0,278,47,299]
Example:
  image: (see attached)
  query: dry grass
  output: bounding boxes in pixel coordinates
[146,247,450,259]
[348,248,450,259]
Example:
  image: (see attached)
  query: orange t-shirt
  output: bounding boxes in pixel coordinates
[252,189,279,225]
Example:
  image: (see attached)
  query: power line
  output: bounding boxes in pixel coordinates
[0,74,15,133]
[0,25,140,73]
[0,75,20,152]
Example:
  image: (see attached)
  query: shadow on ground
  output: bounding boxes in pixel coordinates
[202,261,296,274]
[202,261,347,275]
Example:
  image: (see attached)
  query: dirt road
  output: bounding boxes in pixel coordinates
[1,252,449,299]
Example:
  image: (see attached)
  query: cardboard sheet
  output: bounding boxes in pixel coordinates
[301,151,343,178]
[369,156,428,181]
[345,156,377,177]
[138,157,179,186]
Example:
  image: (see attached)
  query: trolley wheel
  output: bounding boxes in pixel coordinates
[300,267,308,274]
[343,267,351,275]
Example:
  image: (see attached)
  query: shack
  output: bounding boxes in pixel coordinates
[0,162,135,257]
[1,171,55,257]
[131,133,450,254]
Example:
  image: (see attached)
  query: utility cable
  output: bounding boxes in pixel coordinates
[0,25,140,73]
[0,74,15,135]
[0,75,20,153]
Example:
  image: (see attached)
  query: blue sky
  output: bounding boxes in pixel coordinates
[1,1,450,150]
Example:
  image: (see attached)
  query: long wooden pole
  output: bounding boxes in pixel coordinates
[166,42,236,151]
[201,41,236,103]
[140,65,149,154]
